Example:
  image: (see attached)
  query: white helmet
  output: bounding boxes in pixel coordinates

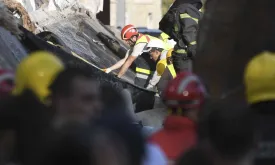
[144,39,165,52]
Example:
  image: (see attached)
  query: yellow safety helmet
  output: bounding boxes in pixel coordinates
[12,51,64,104]
[156,59,167,76]
[244,51,275,104]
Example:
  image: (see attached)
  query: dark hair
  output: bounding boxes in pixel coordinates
[97,85,145,165]
[39,122,95,165]
[250,101,275,115]
[96,115,146,165]
[50,65,96,97]
[176,147,213,165]
[199,103,257,160]
[100,84,127,115]
[0,90,54,165]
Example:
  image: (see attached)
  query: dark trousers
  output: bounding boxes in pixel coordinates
[172,52,193,73]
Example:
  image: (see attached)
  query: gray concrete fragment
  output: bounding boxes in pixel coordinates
[0,27,28,69]
[136,108,167,128]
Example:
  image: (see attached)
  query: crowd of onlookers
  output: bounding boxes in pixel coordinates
[0,49,274,165]
[1,0,275,164]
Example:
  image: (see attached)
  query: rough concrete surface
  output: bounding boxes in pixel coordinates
[136,108,167,128]
[0,0,165,126]
[0,27,28,69]
[29,9,136,83]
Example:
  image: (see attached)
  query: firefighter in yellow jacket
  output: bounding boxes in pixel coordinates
[143,39,177,94]
[103,24,173,87]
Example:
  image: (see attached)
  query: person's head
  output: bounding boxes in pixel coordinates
[121,24,139,47]
[162,72,207,122]
[96,115,146,165]
[100,85,136,119]
[144,39,165,61]
[12,51,64,105]
[50,66,102,125]
[198,104,258,165]
[0,69,15,98]
[244,51,275,108]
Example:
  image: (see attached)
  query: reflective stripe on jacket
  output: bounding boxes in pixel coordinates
[135,34,152,80]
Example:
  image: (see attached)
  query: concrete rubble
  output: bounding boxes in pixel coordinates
[1,0,166,128]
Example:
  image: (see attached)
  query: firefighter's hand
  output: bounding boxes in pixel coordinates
[102,68,112,73]
[187,45,197,59]
[146,84,156,91]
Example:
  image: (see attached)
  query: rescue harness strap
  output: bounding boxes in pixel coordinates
[167,64,177,78]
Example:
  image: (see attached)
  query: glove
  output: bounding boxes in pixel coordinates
[187,45,197,59]
[102,68,112,73]
[146,83,155,90]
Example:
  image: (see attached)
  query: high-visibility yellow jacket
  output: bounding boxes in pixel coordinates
[156,49,176,79]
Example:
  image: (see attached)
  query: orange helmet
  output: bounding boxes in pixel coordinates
[121,24,139,40]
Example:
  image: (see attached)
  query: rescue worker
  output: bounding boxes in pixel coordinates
[149,71,207,163]
[244,51,275,165]
[143,39,176,92]
[159,0,203,72]
[0,51,64,165]
[103,24,172,87]
[157,49,177,97]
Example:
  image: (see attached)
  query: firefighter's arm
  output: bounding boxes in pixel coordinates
[146,71,161,89]
[117,55,137,78]
[179,12,198,45]
[117,43,145,77]
[107,50,130,72]
[147,61,167,89]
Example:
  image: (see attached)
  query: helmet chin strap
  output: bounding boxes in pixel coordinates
[129,38,136,46]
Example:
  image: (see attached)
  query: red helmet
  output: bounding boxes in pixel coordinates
[121,24,139,40]
[0,69,14,96]
[163,71,207,109]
